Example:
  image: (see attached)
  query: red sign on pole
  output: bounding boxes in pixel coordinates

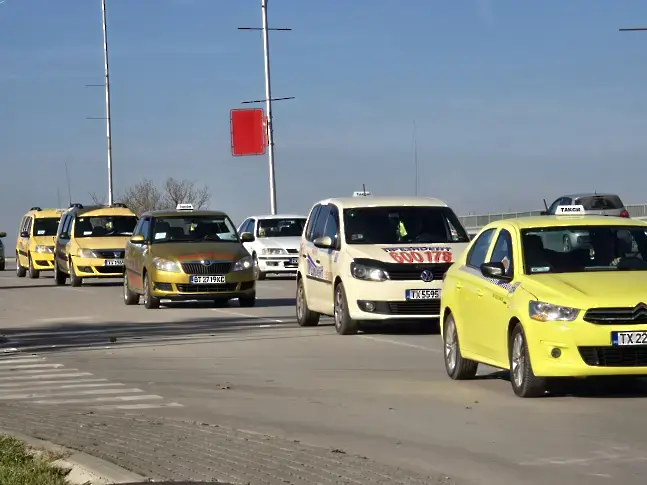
[230,108,267,156]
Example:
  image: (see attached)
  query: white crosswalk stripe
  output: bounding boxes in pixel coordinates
[0,351,183,410]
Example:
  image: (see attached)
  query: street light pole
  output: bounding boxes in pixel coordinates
[101,0,114,206]
[619,27,647,31]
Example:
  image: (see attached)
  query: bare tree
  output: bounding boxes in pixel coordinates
[162,177,210,209]
[120,179,165,215]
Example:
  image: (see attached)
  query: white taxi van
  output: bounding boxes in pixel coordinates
[295,196,471,334]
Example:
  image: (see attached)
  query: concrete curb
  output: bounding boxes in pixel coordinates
[1,428,148,484]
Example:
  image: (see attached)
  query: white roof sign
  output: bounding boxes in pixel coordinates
[555,205,584,214]
[353,191,372,197]
[176,203,194,211]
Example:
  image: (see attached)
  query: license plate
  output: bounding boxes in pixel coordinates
[289,258,298,265]
[406,289,441,300]
[190,275,226,284]
[105,259,124,266]
[612,331,647,346]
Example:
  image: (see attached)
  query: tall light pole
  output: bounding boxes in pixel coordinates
[619,27,647,31]
[239,0,294,215]
[101,0,114,206]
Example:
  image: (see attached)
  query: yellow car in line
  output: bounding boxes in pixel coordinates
[440,205,647,397]
[16,207,65,278]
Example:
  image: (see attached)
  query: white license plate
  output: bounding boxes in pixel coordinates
[105,259,124,266]
[406,289,441,300]
[190,275,226,284]
[612,331,647,346]
[288,258,298,265]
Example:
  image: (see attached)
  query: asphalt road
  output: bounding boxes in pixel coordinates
[1,262,647,485]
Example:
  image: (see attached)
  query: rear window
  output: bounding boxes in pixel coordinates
[575,195,624,211]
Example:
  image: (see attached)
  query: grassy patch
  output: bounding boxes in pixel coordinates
[0,435,69,485]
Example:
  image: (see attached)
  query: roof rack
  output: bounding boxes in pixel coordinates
[30,206,42,211]
[69,203,84,209]
[111,202,128,208]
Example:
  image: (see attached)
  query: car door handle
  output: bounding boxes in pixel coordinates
[476,289,484,297]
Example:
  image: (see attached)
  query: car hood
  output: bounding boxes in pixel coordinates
[32,236,57,246]
[76,237,131,250]
[346,243,470,264]
[150,242,248,262]
[523,271,647,308]
[257,236,301,250]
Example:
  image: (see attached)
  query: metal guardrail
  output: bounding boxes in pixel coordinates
[458,203,647,232]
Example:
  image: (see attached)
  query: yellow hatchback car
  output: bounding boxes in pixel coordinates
[123,204,256,309]
[16,207,65,278]
[441,206,647,397]
[53,203,138,286]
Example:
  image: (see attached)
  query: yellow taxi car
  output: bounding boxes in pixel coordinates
[53,203,138,286]
[441,205,647,397]
[123,204,256,309]
[16,207,65,278]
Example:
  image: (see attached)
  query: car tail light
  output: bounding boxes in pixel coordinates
[620,210,630,218]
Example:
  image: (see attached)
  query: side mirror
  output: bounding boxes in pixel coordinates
[480,262,509,280]
[240,232,255,242]
[313,236,333,249]
[130,234,146,244]
[0,232,6,238]
[540,211,548,216]
[20,231,29,238]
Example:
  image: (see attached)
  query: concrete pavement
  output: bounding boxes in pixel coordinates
[1,263,647,484]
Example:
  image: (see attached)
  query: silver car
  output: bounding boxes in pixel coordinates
[540,193,629,251]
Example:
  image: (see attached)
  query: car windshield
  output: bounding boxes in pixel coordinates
[522,226,647,274]
[257,218,306,237]
[74,216,138,238]
[151,216,239,243]
[33,217,60,236]
[343,206,469,245]
[574,195,624,211]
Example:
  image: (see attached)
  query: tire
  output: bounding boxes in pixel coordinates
[53,261,66,286]
[0,261,5,271]
[143,272,160,309]
[123,272,140,305]
[333,281,358,335]
[443,313,478,380]
[213,298,230,308]
[28,255,39,279]
[16,254,26,278]
[253,256,266,281]
[69,261,82,287]
[296,278,320,327]
[239,292,256,308]
[509,323,547,398]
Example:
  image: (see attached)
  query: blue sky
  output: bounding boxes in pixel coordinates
[1,0,646,243]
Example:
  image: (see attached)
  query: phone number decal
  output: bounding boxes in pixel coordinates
[386,250,453,264]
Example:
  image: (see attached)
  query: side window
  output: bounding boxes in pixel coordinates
[139,218,151,240]
[323,205,340,248]
[311,206,330,241]
[248,219,256,236]
[18,217,26,234]
[238,219,249,234]
[489,229,514,277]
[305,205,322,242]
[466,228,496,268]
[62,216,73,237]
[25,217,33,236]
[547,197,563,215]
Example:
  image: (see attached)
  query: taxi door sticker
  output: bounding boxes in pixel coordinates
[383,246,453,264]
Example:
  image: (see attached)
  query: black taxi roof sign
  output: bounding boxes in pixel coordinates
[555,205,585,215]
[176,203,194,211]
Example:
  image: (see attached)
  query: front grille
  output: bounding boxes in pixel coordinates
[95,266,124,274]
[93,249,125,259]
[181,262,232,275]
[286,249,298,254]
[176,283,238,293]
[386,263,452,281]
[583,306,647,325]
[387,300,441,315]
[579,346,647,367]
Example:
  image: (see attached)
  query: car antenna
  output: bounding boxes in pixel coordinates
[64,160,72,206]
[362,184,367,196]
[542,198,548,211]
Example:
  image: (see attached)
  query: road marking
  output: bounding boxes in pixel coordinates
[212,308,284,324]
[0,363,63,370]
[0,388,143,400]
[0,358,45,364]
[0,381,114,391]
[359,335,441,353]
[91,402,184,410]
[0,372,93,382]
[34,394,164,405]
[32,316,97,324]
[0,366,69,375]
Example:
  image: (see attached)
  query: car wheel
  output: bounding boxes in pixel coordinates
[296,278,320,327]
[238,292,256,308]
[143,272,160,309]
[123,272,140,305]
[509,323,547,398]
[333,282,358,335]
[253,256,266,281]
[0,261,5,271]
[16,253,26,278]
[53,261,66,286]
[69,261,82,287]
[443,313,478,380]
[28,255,39,279]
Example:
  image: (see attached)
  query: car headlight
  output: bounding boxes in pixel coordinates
[35,245,53,254]
[233,255,253,271]
[153,257,181,273]
[77,248,97,258]
[350,262,388,282]
[529,301,579,322]
[261,248,286,255]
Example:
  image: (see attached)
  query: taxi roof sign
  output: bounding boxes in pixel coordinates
[555,205,585,215]
[353,191,372,197]
[176,203,194,211]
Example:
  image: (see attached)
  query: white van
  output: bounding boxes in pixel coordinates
[295,196,471,334]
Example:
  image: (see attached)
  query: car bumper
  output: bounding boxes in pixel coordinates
[73,256,125,277]
[31,252,55,270]
[527,319,647,377]
[149,267,256,299]
[258,255,299,273]
[345,279,442,320]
